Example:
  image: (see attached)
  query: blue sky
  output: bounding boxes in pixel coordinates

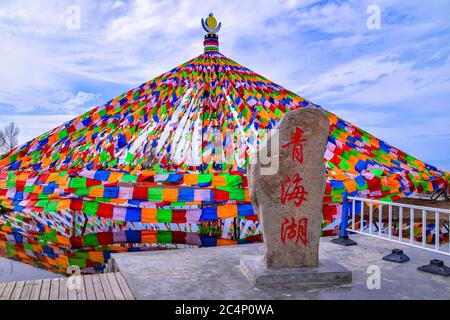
[0,0,449,170]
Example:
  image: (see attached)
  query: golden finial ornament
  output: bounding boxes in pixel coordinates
[201,13,221,34]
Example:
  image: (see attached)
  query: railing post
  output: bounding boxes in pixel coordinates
[340,196,450,262]
[422,209,427,248]
[331,191,357,246]
[410,208,414,245]
[378,204,383,236]
[435,212,440,251]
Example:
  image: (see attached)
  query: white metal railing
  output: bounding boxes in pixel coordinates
[347,196,450,256]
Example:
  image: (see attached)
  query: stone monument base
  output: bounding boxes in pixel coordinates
[240,255,352,287]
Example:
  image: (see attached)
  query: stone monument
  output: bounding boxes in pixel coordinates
[240,108,352,287]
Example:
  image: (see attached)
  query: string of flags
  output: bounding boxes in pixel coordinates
[0,209,262,274]
[0,28,449,274]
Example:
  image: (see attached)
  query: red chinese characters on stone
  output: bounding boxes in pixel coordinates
[281,173,308,207]
[280,217,308,246]
[282,127,307,164]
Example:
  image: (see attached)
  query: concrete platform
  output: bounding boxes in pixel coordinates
[109,234,450,299]
[240,255,351,287]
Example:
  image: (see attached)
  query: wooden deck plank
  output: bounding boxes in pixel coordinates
[39,279,51,300]
[58,278,68,301]
[83,275,97,300]
[1,282,16,300]
[10,281,25,300]
[114,272,135,300]
[106,273,125,300]
[91,274,106,300]
[30,280,43,300]
[76,276,87,300]
[67,277,78,300]
[0,282,7,298]
[20,281,34,300]
[49,279,59,300]
[99,273,115,300]
[0,273,134,301]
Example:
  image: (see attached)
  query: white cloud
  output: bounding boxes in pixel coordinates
[61,92,99,111]
[298,54,450,106]
[111,1,125,10]
[0,90,98,113]
[291,1,366,34]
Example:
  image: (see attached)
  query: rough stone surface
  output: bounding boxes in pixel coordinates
[110,235,450,300]
[248,108,330,268]
[240,255,351,287]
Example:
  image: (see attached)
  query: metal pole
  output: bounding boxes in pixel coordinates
[340,191,350,237]
[331,191,357,246]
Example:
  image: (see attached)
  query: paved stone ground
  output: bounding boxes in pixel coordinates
[110,234,450,300]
